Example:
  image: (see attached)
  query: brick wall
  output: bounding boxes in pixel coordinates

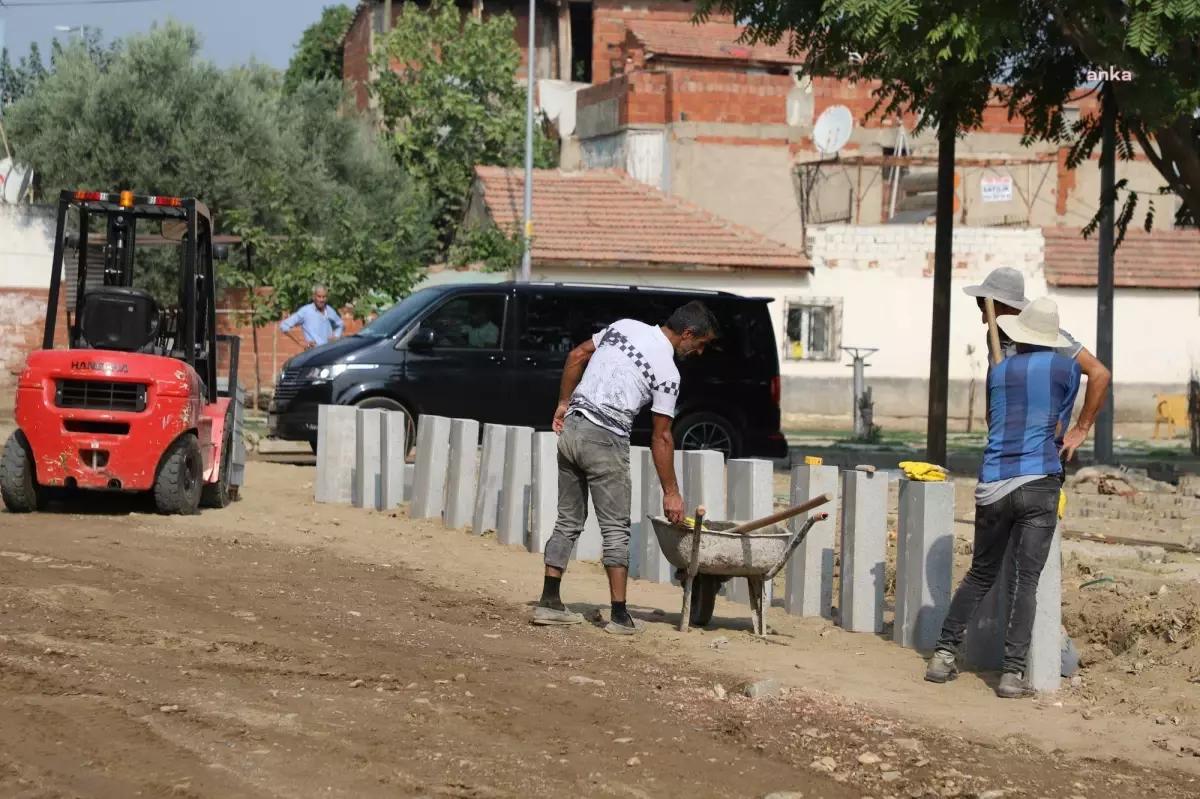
[806,224,1043,279]
[591,0,722,84]
[578,67,793,127]
[343,5,373,113]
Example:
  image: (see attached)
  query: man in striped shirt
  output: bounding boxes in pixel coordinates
[925,298,1081,698]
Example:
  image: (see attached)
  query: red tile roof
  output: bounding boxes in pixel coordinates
[1042,227,1200,290]
[625,20,801,66]
[472,167,810,271]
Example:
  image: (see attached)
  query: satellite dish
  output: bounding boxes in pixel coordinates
[0,159,34,204]
[812,105,853,157]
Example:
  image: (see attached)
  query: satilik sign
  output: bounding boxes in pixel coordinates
[980,176,1014,203]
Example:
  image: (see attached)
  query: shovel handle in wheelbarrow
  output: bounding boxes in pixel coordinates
[763,512,829,582]
[678,505,706,634]
[723,492,834,536]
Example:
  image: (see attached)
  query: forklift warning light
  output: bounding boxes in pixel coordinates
[71,191,182,208]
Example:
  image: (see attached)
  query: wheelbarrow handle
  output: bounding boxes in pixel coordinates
[724,493,834,536]
[763,512,828,582]
[679,505,706,634]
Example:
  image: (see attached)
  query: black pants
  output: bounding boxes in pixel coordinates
[935,475,1061,674]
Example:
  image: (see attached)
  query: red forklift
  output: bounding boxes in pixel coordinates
[1,190,246,515]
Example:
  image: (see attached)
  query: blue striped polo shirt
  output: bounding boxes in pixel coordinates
[979,351,1082,483]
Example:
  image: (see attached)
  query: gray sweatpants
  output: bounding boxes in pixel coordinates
[544,413,632,570]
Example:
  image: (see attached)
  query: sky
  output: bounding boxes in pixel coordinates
[0,0,354,70]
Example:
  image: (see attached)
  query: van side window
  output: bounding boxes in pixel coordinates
[519,292,625,352]
[420,294,506,349]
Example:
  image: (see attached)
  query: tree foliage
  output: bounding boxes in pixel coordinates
[3,21,435,315]
[700,0,1200,236]
[371,0,558,246]
[282,4,355,96]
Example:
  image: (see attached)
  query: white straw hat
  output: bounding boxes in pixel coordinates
[996,297,1070,348]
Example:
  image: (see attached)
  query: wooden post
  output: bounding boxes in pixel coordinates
[557,0,572,81]
[984,298,1003,365]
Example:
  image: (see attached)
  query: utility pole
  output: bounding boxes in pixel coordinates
[519,0,537,282]
[1094,83,1117,463]
[925,108,957,466]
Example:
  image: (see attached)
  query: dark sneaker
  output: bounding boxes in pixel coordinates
[531,605,584,626]
[996,672,1034,698]
[604,617,644,635]
[924,649,959,683]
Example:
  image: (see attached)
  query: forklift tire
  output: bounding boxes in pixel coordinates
[689,574,721,627]
[1,430,45,514]
[154,433,203,516]
[200,407,235,509]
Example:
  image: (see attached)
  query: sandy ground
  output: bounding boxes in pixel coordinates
[3,457,1200,798]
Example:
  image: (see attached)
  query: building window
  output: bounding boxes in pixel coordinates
[784,298,841,361]
[373,2,385,34]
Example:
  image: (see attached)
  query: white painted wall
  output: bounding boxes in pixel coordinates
[0,206,54,289]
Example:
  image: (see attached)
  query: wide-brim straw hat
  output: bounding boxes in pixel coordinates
[996,297,1070,348]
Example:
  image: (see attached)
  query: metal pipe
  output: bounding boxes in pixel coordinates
[519,0,537,282]
[1094,84,1116,463]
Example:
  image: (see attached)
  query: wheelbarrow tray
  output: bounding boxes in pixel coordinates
[649,516,792,577]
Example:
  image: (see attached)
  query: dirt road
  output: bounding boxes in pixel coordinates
[1,461,1199,798]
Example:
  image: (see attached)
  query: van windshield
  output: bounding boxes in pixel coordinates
[355,287,445,338]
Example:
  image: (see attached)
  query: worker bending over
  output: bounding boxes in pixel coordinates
[532,302,717,634]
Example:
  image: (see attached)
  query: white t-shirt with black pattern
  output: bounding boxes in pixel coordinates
[566,318,680,438]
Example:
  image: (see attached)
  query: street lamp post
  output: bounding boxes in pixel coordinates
[519,0,536,282]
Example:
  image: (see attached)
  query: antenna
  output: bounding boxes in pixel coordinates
[812,105,854,158]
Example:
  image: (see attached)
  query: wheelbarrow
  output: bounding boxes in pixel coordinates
[649,493,833,636]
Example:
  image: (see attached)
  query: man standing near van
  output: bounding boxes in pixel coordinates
[280,284,344,350]
[925,298,1081,697]
[532,301,718,634]
[963,268,1110,460]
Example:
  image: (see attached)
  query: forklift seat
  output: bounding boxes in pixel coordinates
[79,288,161,353]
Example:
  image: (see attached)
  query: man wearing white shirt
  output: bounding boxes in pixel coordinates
[532,301,718,634]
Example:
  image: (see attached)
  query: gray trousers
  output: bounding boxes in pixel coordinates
[544,413,632,570]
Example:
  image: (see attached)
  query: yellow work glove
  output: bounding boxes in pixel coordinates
[898,461,947,482]
[1058,489,1066,519]
[682,516,711,531]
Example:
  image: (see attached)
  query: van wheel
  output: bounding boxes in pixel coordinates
[674,412,741,459]
[354,397,416,453]
[154,433,203,516]
[1,430,45,513]
[201,407,234,509]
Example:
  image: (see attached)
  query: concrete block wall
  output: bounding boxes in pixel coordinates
[806,225,1044,281]
[318,409,1069,691]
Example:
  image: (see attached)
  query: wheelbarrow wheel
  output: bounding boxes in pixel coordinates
[689,575,720,627]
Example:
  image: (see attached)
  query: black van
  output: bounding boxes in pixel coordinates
[268,281,788,459]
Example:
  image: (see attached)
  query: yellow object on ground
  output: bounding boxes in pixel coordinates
[1058,489,1066,519]
[804,456,823,466]
[1154,394,1188,439]
[898,461,947,482]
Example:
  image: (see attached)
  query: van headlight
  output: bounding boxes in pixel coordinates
[304,364,348,381]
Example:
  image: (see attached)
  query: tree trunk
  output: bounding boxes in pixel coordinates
[925,109,957,466]
[966,378,976,434]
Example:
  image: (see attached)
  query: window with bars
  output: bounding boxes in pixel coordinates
[784,298,842,361]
